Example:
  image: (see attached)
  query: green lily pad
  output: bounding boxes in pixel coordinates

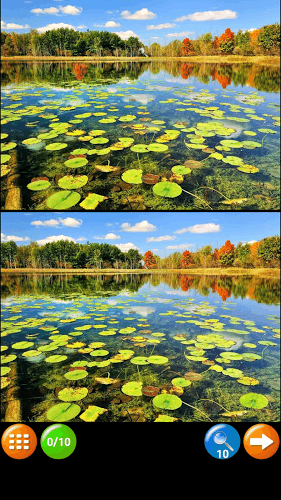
[147,355,169,365]
[58,387,88,401]
[64,370,88,380]
[130,356,150,365]
[90,137,109,145]
[130,144,149,153]
[152,394,182,410]
[1,155,11,164]
[80,405,107,421]
[121,169,143,184]
[1,142,17,152]
[22,137,42,145]
[241,140,262,149]
[79,193,107,210]
[220,352,243,360]
[46,403,80,421]
[171,378,191,388]
[171,165,191,175]
[147,143,168,152]
[237,377,259,386]
[46,190,81,209]
[153,181,182,198]
[12,341,34,349]
[64,157,88,168]
[220,140,243,148]
[239,393,268,409]
[1,165,12,177]
[45,142,68,151]
[27,180,51,191]
[58,175,88,189]
[45,355,67,363]
[119,115,136,122]
[237,164,259,174]
[121,381,143,396]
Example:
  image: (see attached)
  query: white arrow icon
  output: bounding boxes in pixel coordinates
[250,434,274,450]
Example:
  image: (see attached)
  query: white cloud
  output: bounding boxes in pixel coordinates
[31,5,82,16]
[166,31,195,38]
[174,223,221,234]
[36,235,78,246]
[166,243,195,249]
[147,235,176,242]
[114,30,139,40]
[104,233,121,240]
[147,23,176,30]
[121,8,156,20]
[59,5,82,15]
[105,21,121,28]
[37,22,76,33]
[1,21,30,29]
[121,220,156,232]
[31,217,82,228]
[114,242,139,252]
[1,233,30,242]
[175,10,237,22]
[31,7,59,15]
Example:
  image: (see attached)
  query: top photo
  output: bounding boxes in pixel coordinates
[1,1,280,211]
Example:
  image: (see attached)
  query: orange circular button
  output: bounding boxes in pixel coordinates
[2,424,37,459]
[243,424,279,459]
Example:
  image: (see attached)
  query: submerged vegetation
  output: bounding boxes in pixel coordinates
[1,61,280,211]
[1,273,280,422]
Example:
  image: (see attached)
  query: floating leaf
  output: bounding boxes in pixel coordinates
[237,164,259,174]
[46,403,80,421]
[45,142,68,151]
[121,169,143,184]
[27,180,51,191]
[80,405,107,422]
[58,175,88,189]
[121,381,143,396]
[239,393,268,409]
[153,181,182,198]
[64,370,88,380]
[171,165,191,175]
[64,157,88,168]
[58,387,88,402]
[152,394,182,410]
[79,193,107,210]
[46,190,81,209]
[172,378,191,388]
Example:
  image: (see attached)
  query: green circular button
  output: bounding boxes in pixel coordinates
[41,424,76,459]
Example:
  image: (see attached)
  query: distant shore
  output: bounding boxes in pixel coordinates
[1,55,280,65]
[1,268,280,278]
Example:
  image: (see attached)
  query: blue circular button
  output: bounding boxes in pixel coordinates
[204,424,241,459]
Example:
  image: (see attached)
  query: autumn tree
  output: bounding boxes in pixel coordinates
[217,240,235,267]
[144,251,157,269]
[181,37,194,55]
[258,236,280,267]
[217,28,235,54]
[180,250,194,268]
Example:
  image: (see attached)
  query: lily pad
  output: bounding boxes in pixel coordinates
[27,180,51,191]
[46,403,80,421]
[46,190,81,209]
[171,165,191,175]
[121,169,143,184]
[237,164,259,174]
[121,381,143,396]
[79,193,107,210]
[58,175,88,189]
[80,405,107,422]
[45,142,68,151]
[239,393,268,409]
[153,181,182,198]
[152,393,182,410]
[57,387,88,402]
[64,157,88,168]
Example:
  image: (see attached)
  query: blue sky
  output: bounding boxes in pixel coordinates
[1,212,280,256]
[1,1,280,44]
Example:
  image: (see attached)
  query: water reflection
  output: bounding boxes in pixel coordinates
[1,60,280,93]
[1,272,280,305]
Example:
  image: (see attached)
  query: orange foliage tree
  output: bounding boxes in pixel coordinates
[181,37,194,55]
[180,250,194,268]
[218,28,235,54]
[73,63,88,80]
[144,251,157,269]
[217,240,235,267]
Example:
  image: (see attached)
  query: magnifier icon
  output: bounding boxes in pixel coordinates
[213,431,234,451]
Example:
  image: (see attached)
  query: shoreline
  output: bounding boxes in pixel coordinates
[1,268,280,278]
[1,55,280,66]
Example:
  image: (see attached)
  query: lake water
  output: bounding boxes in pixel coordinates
[1,273,280,422]
[1,61,280,211]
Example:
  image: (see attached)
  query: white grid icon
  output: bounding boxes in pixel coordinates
[8,433,30,450]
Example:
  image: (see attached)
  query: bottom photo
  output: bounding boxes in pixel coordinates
[1,212,280,423]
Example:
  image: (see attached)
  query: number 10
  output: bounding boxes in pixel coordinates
[217,449,229,459]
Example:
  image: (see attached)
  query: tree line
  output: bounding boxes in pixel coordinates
[1,235,280,270]
[1,23,279,58]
